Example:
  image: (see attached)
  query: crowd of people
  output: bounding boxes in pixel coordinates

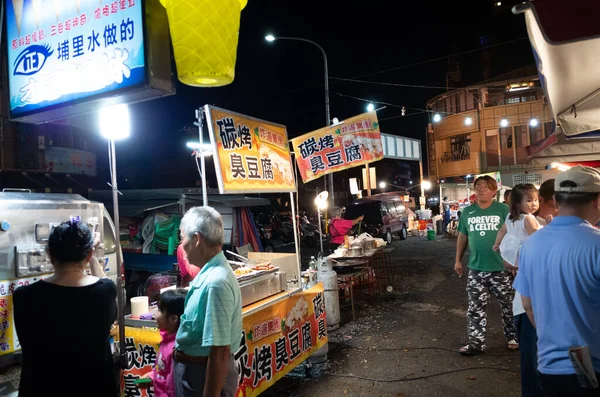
[455,166,600,397]
[9,166,600,397]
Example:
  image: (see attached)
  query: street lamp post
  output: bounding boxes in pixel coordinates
[265,34,334,205]
[98,103,130,370]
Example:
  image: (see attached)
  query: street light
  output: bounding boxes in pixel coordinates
[314,191,329,254]
[433,113,442,123]
[98,103,130,369]
[367,103,375,112]
[265,33,334,204]
[186,141,214,156]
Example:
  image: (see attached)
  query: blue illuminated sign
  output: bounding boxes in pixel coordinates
[6,0,145,118]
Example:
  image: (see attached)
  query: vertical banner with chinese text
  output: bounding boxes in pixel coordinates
[119,327,161,397]
[205,105,296,194]
[0,276,48,357]
[291,112,384,183]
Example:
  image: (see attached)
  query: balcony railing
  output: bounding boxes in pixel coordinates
[439,147,471,164]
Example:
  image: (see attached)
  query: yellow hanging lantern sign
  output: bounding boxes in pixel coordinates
[159,0,248,87]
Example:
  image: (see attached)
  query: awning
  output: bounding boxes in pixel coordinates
[514,1,600,138]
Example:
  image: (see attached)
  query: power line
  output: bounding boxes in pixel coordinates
[289,37,529,93]
[331,77,449,89]
[345,37,529,80]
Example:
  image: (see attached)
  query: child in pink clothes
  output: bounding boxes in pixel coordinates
[138,289,187,397]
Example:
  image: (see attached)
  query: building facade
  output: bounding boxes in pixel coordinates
[427,67,559,189]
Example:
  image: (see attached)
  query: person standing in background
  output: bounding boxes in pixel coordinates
[504,189,512,206]
[177,243,200,287]
[174,206,242,397]
[455,175,517,355]
[515,166,600,397]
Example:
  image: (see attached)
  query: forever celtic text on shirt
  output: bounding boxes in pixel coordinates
[467,215,501,232]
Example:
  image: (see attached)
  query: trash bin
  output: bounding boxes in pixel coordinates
[427,229,436,241]
[436,220,443,235]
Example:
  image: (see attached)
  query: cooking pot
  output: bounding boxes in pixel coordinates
[363,239,377,251]
[348,245,363,257]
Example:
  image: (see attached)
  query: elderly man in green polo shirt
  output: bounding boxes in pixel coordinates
[173,206,242,397]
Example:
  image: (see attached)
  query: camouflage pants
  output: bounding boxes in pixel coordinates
[466,269,517,349]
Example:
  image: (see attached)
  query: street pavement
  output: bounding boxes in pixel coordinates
[262,235,521,397]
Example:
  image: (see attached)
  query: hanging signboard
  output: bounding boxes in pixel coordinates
[119,283,328,397]
[290,112,384,183]
[6,0,146,119]
[205,105,296,194]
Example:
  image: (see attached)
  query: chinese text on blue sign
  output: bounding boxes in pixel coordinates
[6,0,145,118]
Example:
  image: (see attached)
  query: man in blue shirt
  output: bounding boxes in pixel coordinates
[514,166,600,397]
[173,206,242,397]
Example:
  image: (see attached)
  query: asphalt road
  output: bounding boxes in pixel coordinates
[261,234,521,397]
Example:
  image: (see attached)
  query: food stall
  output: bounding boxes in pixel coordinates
[117,106,327,397]
[0,192,122,369]
[88,188,273,299]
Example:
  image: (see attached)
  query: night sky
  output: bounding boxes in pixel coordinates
[110,0,535,191]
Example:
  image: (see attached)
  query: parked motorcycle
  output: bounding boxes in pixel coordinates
[299,214,325,248]
[257,223,276,252]
[271,215,295,243]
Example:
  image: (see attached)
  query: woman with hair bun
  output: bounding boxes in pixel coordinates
[13,220,118,396]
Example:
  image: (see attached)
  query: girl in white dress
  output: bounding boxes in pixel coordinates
[493,183,542,269]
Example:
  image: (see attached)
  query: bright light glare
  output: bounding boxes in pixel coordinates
[500,118,509,127]
[433,113,442,123]
[409,181,413,185]
[530,118,539,127]
[186,142,214,156]
[550,162,571,172]
[99,104,130,140]
[464,117,473,126]
[466,174,472,178]
[496,1,502,6]
[186,142,213,151]
[265,35,276,42]
[379,182,386,189]
[367,103,375,112]
[315,191,329,210]
[422,180,432,190]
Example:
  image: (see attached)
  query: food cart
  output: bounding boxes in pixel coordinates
[88,188,274,299]
[117,106,328,397]
[0,191,121,369]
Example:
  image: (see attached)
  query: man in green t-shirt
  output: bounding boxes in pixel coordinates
[455,175,517,355]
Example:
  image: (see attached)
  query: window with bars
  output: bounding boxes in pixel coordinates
[513,173,543,187]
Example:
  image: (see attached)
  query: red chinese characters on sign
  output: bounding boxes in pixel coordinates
[0,299,9,353]
[252,317,281,342]
[340,120,372,133]
[258,127,285,148]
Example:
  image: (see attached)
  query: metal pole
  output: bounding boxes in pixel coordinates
[196,109,208,207]
[317,207,323,253]
[419,160,425,211]
[365,163,371,197]
[110,139,126,369]
[289,192,301,281]
[323,50,334,207]
[276,37,334,204]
